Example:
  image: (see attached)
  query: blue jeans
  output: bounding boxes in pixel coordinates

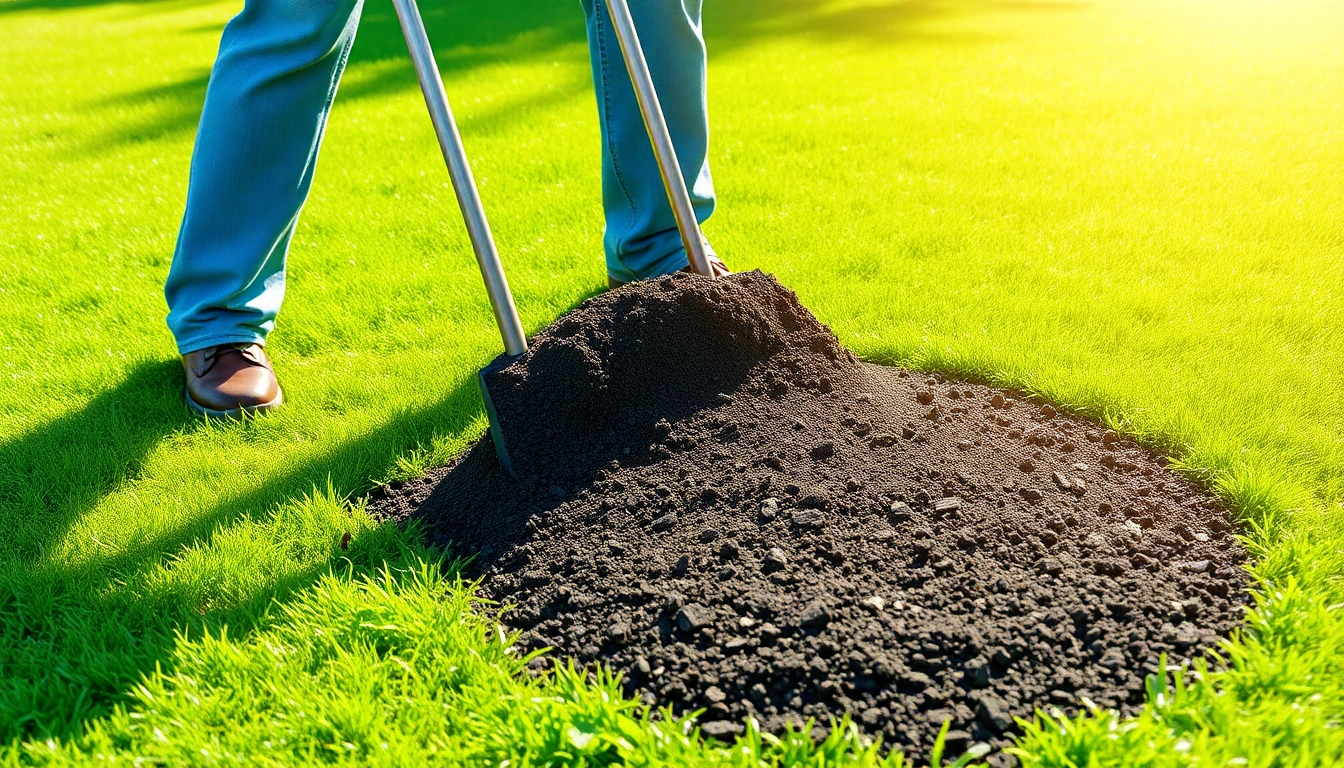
[166,0,715,354]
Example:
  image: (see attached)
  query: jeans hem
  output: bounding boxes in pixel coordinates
[175,331,268,356]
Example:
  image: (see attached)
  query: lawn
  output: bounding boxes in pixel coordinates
[1,0,1341,764]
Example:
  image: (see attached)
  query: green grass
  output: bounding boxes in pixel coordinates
[1,0,1341,764]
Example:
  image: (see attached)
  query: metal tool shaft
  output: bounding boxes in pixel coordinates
[393,0,528,356]
[604,0,714,277]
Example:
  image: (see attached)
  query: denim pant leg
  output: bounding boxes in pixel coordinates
[165,0,364,354]
[581,0,715,282]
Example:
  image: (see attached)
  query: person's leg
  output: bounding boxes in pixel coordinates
[164,0,365,354]
[580,0,716,283]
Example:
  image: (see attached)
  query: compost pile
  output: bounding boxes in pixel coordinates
[370,271,1247,761]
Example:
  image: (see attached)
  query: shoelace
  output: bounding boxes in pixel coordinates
[193,344,265,377]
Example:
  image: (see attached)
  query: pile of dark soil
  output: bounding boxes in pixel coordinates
[370,272,1247,761]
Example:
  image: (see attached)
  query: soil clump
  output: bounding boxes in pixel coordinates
[370,272,1248,759]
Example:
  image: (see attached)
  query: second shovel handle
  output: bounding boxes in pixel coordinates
[393,0,528,356]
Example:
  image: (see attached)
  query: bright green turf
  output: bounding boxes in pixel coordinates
[1,0,1341,764]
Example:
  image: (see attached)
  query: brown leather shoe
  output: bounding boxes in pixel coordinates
[607,252,731,290]
[181,343,283,418]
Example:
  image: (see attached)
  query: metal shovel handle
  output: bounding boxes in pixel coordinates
[392,0,529,356]
[604,0,714,277]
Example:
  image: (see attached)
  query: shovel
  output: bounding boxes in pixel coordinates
[392,0,714,477]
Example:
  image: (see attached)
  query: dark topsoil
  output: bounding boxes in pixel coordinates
[370,271,1248,760]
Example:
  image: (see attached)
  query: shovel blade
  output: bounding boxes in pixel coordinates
[478,352,521,477]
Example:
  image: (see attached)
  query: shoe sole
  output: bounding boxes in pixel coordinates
[185,385,284,419]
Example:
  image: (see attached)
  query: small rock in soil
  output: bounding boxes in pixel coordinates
[933,497,962,517]
[759,498,779,521]
[888,501,913,523]
[799,601,832,627]
[702,721,744,739]
[976,695,1014,733]
[793,509,825,529]
[676,603,713,633]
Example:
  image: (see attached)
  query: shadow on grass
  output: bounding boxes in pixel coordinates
[0,361,485,741]
[74,0,1085,152]
[85,71,212,149]
[0,358,191,560]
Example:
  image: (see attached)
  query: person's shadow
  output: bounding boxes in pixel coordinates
[0,357,485,742]
[0,358,190,555]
